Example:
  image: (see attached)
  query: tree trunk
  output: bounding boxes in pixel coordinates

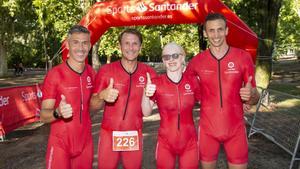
[0,42,8,77]
[255,0,282,88]
[92,41,101,71]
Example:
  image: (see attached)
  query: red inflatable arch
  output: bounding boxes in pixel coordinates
[62,0,258,62]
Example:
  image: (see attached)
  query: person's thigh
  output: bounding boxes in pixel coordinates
[98,128,120,169]
[224,126,248,165]
[199,127,220,162]
[71,136,93,169]
[155,137,176,169]
[46,145,70,169]
[121,130,143,169]
[179,138,198,169]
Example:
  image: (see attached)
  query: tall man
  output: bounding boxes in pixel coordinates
[40,25,96,169]
[90,28,157,169]
[186,13,260,169]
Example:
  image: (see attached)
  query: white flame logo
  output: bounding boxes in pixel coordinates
[139,76,145,83]
[136,2,148,12]
[228,62,235,69]
[185,84,191,90]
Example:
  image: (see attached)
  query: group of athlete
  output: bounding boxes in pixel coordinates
[40,13,260,169]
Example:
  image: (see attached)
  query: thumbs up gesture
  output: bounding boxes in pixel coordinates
[240,76,253,102]
[58,95,73,119]
[99,78,119,103]
[144,72,156,97]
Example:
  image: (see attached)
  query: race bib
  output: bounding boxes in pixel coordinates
[112,130,139,151]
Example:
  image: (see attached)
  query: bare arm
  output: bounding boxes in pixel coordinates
[40,95,73,123]
[240,76,260,105]
[141,72,156,116]
[40,99,57,123]
[89,93,105,113]
[141,93,155,117]
[90,78,118,113]
[246,87,260,105]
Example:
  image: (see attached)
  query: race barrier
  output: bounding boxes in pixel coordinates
[0,84,42,141]
[248,88,300,169]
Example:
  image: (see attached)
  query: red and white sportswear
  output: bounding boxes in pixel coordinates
[93,61,156,169]
[151,73,201,169]
[42,61,96,169]
[186,47,256,163]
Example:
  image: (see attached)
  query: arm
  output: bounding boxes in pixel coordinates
[246,87,260,105]
[89,78,119,113]
[40,99,57,123]
[89,93,105,113]
[141,92,155,117]
[240,76,260,105]
[40,95,73,123]
[141,72,156,116]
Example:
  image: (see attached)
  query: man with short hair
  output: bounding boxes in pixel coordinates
[40,25,96,169]
[90,28,157,169]
[186,13,260,169]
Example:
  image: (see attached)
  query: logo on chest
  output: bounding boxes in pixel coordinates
[184,83,194,95]
[224,61,239,74]
[136,76,146,88]
[86,76,93,89]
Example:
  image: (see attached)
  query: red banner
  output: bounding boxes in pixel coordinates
[0,84,42,137]
[62,0,258,62]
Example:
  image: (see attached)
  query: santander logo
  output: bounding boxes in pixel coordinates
[136,2,148,12]
[106,2,198,15]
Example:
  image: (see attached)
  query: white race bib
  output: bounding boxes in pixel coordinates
[112,130,139,151]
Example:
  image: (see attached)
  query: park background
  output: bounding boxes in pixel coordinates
[0,0,300,169]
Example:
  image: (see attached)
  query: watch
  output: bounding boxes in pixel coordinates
[53,111,61,119]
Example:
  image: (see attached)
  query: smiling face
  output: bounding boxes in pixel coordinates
[162,43,185,73]
[204,18,228,48]
[119,32,142,62]
[66,32,91,64]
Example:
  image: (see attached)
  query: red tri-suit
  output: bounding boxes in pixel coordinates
[42,61,96,169]
[93,61,156,169]
[150,73,201,169]
[186,47,256,164]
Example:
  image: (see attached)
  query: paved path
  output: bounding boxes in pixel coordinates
[0,70,45,88]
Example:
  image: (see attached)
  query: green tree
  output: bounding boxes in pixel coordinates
[0,0,40,76]
[274,0,300,59]
[224,0,283,88]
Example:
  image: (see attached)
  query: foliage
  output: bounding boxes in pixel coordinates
[98,24,200,63]
[274,0,300,58]
[0,0,298,75]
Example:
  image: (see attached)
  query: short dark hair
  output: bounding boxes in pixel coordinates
[204,13,227,30]
[68,25,90,36]
[118,28,143,44]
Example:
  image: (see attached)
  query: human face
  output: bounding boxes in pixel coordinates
[119,33,142,62]
[204,19,228,48]
[66,32,91,64]
[162,46,185,72]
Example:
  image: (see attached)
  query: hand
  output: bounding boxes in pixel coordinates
[58,95,73,119]
[243,103,251,112]
[144,72,156,97]
[99,78,119,103]
[240,76,253,102]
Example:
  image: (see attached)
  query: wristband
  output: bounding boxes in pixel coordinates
[53,111,61,119]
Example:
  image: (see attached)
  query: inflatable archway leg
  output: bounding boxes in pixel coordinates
[0,122,5,142]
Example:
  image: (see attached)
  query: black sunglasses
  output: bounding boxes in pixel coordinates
[162,53,182,61]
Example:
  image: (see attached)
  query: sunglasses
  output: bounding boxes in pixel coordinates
[162,53,182,61]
